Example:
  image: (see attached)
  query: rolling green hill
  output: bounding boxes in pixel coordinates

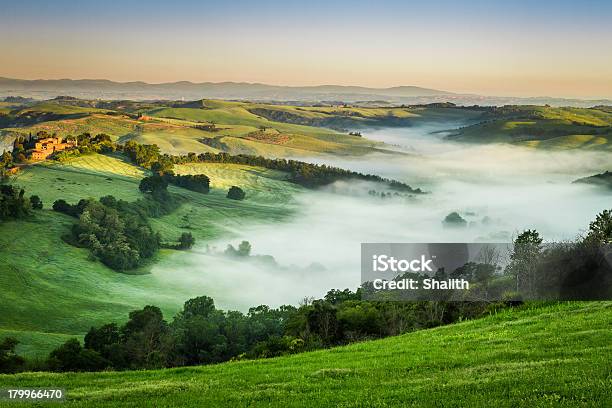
[0,99,487,158]
[1,100,396,158]
[140,100,392,156]
[6,99,611,155]
[0,302,609,407]
[0,154,302,357]
[448,105,612,150]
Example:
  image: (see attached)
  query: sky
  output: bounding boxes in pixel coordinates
[1,0,611,98]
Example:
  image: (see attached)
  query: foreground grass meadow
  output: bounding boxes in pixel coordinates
[0,302,609,407]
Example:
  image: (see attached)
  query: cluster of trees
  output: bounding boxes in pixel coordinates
[0,185,42,221]
[10,135,29,163]
[123,141,162,168]
[369,209,612,302]
[51,176,192,271]
[54,133,116,161]
[17,290,500,373]
[0,151,15,179]
[54,197,161,271]
[504,212,612,300]
[0,337,25,373]
[224,240,252,257]
[164,174,210,194]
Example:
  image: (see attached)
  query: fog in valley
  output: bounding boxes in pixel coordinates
[152,124,612,311]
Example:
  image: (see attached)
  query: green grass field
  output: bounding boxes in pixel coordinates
[142,101,386,156]
[0,301,609,407]
[0,154,302,357]
[4,100,612,155]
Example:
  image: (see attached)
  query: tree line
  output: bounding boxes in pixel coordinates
[1,289,505,374]
[167,152,423,192]
[17,132,420,193]
[364,209,612,302]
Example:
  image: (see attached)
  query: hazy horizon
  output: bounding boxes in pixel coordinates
[2,76,612,103]
[2,0,611,99]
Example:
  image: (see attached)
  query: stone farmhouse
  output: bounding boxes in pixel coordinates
[28,137,77,160]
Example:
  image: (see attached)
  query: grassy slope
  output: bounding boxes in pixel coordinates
[12,102,111,116]
[3,114,140,142]
[451,106,612,150]
[2,101,391,157]
[0,154,301,357]
[5,101,612,154]
[142,100,385,156]
[0,302,609,407]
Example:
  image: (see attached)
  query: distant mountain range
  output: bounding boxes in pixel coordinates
[0,77,609,107]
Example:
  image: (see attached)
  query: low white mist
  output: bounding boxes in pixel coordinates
[151,125,612,311]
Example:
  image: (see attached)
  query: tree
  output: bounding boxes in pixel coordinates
[52,198,91,217]
[337,301,384,339]
[52,199,72,214]
[47,339,108,372]
[182,296,216,319]
[586,209,612,244]
[30,195,43,210]
[227,186,245,200]
[506,229,543,296]
[0,185,30,220]
[139,175,168,195]
[443,212,466,227]
[151,157,175,175]
[238,241,251,256]
[306,301,339,345]
[324,288,361,304]
[178,232,195,249]
[99,195,118,208]
[85,323,120,352]
[0,337,25,373]
[121,306,171,369]
[224,240,251,257]
[1,150,12,164]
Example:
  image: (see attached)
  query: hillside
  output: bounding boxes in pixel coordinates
[4,98,612,156]
[0,98,487,157]
[574,170,612,189]
[0,154,302,357]
[1,99,406,157]
[0,302,609,407]
[447,105,612,150]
